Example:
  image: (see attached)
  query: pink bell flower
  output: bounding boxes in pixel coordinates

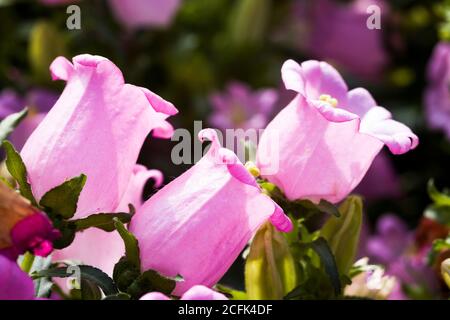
[256,59,418,203]
[130,128,292,295]
[21,54,177,219]
[141,285,228,300]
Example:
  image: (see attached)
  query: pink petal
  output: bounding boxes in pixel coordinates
[116,164,163,212]
[360,107,419,154]
[0,255,35,300]
[181,285,228,300]
[140,292,171,300]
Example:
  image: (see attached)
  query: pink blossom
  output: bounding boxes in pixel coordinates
[0,255,35,300]
[296,0,389,80]
[209,82,278,130]
[424,42,450,139]
[141,285,228,300]
[21,54,177,219]
[256,60,418,203]
[109,0,181,29]
[0,88,58,150]
[354,151,401,200]
[130,129,292,295]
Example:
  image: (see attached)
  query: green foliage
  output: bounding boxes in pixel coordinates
[2,140,37,206]
[425,180,450,227]
[245,223,297,299]
[33,265,119,298]
[0,108,28,142]
[321,196,363,276]
[113,218,140,269]
[39,174,86,219]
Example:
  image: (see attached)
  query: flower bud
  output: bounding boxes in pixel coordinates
[0,182,59,259]
[321,195,363,275]
[245,222,297,299]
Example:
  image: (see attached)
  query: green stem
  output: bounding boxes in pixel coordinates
[20,252,35,274]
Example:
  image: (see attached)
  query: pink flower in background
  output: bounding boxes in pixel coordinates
[0,255,35,300]
[355,151,401,200]
[21,54,177,219]
[209,82,278,130]
[424,42,450,139]
[257,60,418,203]
[130,129,292,295]
[109,0,181,29]
[0,88,58,150]
[141,285,228,300]
[296,0,389,80]
[360,214,440,300]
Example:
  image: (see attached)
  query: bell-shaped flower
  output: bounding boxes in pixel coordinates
[0,255,35,300]
[141,285,228,300]
[130,129,292,295]
[20,54,177,219]
[256,59,418,203]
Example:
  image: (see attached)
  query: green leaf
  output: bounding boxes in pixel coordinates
[126,269,178,299]
[424,205,450,227]
[321,196,363,275]
[33,265,118,296]
[296,199,340,217]
[316,199,341,217]
[428,179,450,206]
[215,284,248,300]
[114,218,140,269]
[2,140,37,206]
[113,257,141,292]
[102,293,131,300]
[0,108,28,142]
[73,211,133,232]
[428,236,450,265]
[310,237,341,296]
[79,278,103,300]
[39,174,87,219]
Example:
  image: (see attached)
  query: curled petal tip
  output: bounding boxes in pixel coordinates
[269,203,293,233]
[49,56,73,81]
[152,121,174,139]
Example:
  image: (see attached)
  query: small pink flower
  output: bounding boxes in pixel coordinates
[141,285,228,300]
[257,60,418,203]
[296,0,389,80]
[130,129,292,295]
[424,42,450,139]
[109,0,181,29]
[0,255,35,300]
[209,82,278,130]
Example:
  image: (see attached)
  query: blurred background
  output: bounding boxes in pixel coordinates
[1,0,449,299]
